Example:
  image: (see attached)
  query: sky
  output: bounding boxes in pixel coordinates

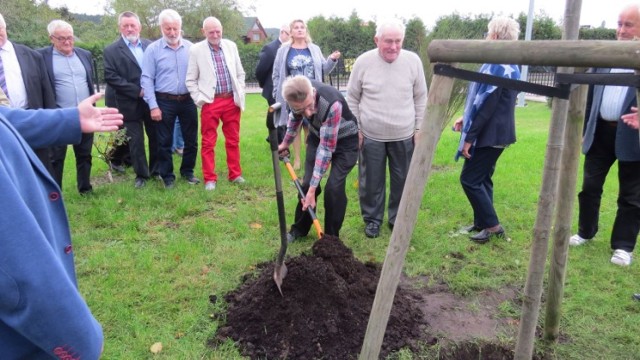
[48,0,627,30]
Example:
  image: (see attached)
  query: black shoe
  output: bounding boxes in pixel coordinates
[388,222,394,230]
[286,230,303,243]
[461,224,482,233]
[633,293,640,301]
[470,227,505,244]
[134,178,146,189]
[164,179,175,189]
[110,162,125,174]
[365,222,380,238]
[183,175,200,185]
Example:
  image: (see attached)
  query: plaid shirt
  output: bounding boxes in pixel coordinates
[283,101,342,188]
[209,44,232,94]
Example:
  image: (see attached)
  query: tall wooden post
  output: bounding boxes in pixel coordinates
[544,83,588,340]
[515,1,583,357]
[359,71,456,360]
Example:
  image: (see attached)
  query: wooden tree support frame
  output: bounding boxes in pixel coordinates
[360,2,640,359]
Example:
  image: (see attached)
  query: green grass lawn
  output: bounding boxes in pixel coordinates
[61,94,639,359]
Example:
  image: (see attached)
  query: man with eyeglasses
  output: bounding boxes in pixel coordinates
[277,75,358,241]
[347,19,427,238]
[0,13,57,176]
[38,20,96,194]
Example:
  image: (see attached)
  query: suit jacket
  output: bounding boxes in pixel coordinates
[103,37,152,122]
[255,38,281,104]
[38,45,96,103]
[0,107,103,359]
[186,39,246,110]
[465,87,518,148]
[583,68,640,162]
[13,43,56,109]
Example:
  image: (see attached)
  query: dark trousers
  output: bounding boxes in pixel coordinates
[34,147,56,180]
[156,97,198,182]
[291,133,358,237]
[358,136,414,226]
[578,121,640,251]
[124,118,158,180]
[51,133,94,194]
[112,115,158,176]
[460,146,504,229]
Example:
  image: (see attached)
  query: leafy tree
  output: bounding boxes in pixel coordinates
[516,11,562,40]
[2,0,60,48]
[106,0,245,41]
[404,17,427,54]
[579,27,616,40]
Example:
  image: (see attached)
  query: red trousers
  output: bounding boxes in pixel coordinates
[200,98,242,182]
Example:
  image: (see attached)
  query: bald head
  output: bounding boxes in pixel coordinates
[202,16,223,48]
[617,4,640,40]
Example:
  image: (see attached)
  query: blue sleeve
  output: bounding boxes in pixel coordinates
[0,107,81,148]
[0,118,102,358]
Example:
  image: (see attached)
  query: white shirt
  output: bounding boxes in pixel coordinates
[0,41,28,109]
[600,68,633,121]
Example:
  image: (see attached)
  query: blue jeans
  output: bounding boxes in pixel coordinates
[172,118,184,152]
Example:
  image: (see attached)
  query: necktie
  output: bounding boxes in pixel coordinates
[0,53,8,100]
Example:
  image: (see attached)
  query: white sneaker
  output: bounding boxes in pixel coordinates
[569,234,591,246]
[205,181,216,191]
[611,249,632,266]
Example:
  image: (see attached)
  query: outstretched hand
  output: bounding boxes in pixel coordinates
[78,93,124,133]
[621,106,639,129]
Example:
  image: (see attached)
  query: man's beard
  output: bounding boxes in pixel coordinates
[124,34,139,43]
[163,34,181,46]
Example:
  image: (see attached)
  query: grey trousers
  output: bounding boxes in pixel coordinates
[358,136,414,226]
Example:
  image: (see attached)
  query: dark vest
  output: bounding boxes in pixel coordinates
[308,80,358,140]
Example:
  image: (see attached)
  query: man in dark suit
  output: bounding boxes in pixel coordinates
[255,24,289,141]
[569,4,640,267]
[104,11,158,188]
[0,13,57,174]
[39,20,96,194]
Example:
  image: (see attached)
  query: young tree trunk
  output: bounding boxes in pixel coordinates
[515,1,584,358]
[544,83,588,341]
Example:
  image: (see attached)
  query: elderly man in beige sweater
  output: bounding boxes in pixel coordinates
[346,19,427,238]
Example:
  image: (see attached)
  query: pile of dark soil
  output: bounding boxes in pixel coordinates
[212,236,545,359]
[214,235,428,359]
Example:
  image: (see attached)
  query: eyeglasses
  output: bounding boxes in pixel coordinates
[51,35,74,43]
[281,30,290,36]
[291,99,314,116]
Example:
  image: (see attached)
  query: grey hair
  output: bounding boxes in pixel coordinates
[0,13,5,29]
[158,9,182,27]
[282,75,313,104]
[375,19,405,38]
[202,16,221,29]
[487,17,520,40]
[118,11,141,27]
[47,20,73,36]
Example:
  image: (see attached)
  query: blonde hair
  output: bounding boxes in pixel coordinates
[287,19,313,44]
[487,17,520,40]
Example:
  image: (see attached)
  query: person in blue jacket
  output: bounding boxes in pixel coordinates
[0,90,122,359]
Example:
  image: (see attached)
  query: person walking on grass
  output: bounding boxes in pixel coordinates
[453,17,521,244]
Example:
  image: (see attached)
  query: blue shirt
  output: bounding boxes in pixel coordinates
[123,36,144,68]
[141,37,192,109]
[52,49,91,108]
